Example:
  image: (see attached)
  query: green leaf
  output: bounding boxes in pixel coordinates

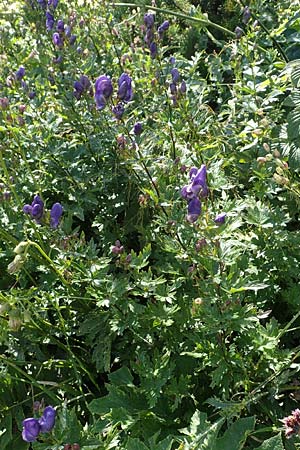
[255,433,284,450]
[108,366,134,387]
[125,438,149,450]
[214,416,255,450]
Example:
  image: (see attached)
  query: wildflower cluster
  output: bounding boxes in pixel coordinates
[143,13,169,58]
[22,405,56,442]
[73,75,92,99]
[94,73,133,116]
[181,165,208,223]
[181,166,226,224]
[281,409,300,438]
[23,194,63,228]
[169,63,186,105]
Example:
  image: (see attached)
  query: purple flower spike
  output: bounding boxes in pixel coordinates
[187,197,201,223]
[46,11,54,30]
[38,406,56,433]
[214,212,226,225]
[50,203,63,228]
[22,418,40,442]
[117,73,133,102]
[15,67,25,81]
[94,75,113,110]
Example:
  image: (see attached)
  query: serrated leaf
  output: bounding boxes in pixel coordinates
[255,433,284,450]
[214,416,255,450]
[125,438,149,450]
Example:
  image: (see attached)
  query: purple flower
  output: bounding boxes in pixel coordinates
[149,41,157,58]
[65,25,72,37]
[171,68,180,83]
[158,20,169,33]
[46,11,54,30]
[144,13,155,28]
[57,19,64,33]
[23,195,44,222]
[158,20,169,38]
[180,80,187,94]
[48,0,58,7]
[169,82,177,95]
[38,406,56,432]
[214,212,226,224]
[69,34,77,45]
[29,91,36,99]
[111,240,124,255]
[94,75,113,110]
[15,67,25,81]
[112,103,125,120]
[117,73,133,102]
[242,6,251,24]
[52,32,63,47]
[190,165,208,198]
[22,418,40,442]
[50,203,63,228]
[235,26,244,39]
[73,80,84,99]
[133,122,142,135]
[187,197,201,223]
[169,56,176,65]
[144,28,154,47]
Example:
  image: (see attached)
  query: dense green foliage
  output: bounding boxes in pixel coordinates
[1,0,300,448]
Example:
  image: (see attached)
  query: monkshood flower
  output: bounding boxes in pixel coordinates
[111,240,124,255]
[281,409,300,438]
[65,25,72,38]
[23,195,44,222]
[22,406,56,442]
[94,75,113,110]
[48,0,58,8]
[38,406,56,432]
[214,212,226,225]
[181,165,208,200]
[171,68,180,83]
[73,75,92,99]
[15,67,25,81]
[46,11,54,30]
[117,73,133,102]
[235,26,244,39]
[133,122,142,135]
[187,197,201,223]
[50,203,63,228]
[69,34,77,45]
[158,20,169,38]
[242,6,251,24]
[22,418,40,442]
[112,103,125,120]
[180,80,187,94]
[149,41,157,58]
[57,19,64,33]
[144,13,155,28]
[52,32,63,47]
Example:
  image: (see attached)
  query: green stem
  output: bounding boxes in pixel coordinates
[112,2,236,37]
